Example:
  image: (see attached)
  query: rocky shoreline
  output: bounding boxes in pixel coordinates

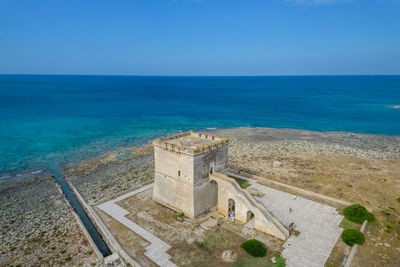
[61,127,400,204]
[0,177,100,266]
[2,127,400,266]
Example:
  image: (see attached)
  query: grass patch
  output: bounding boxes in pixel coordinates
[240,239,267,257]
[292,230,300,236]
[200,230,225,251]
[235,252,285,267]
[235,178,251,189]
[339,217,359,230]
[100,185,109,191]
[396,197,400,203]
[343,204,375,224]
[341,229,365,246]
[382,211,391,217]
[272,254,286,267]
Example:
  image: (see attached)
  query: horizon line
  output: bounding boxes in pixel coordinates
[1,73,399,77]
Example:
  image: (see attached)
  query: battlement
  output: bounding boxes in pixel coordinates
[153,132,229,155]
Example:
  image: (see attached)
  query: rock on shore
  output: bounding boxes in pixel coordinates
[0,178,100,267]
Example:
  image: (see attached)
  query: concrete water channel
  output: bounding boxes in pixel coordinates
[48,165,112,257]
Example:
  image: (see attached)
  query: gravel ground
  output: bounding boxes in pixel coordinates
[216,127,400,160]
[0,177,100,267]
[66,146,154,205]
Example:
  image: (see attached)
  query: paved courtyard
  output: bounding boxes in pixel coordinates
[250,182,343,267]
[97,184,177,267]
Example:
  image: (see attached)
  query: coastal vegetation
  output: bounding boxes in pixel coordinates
[343,204,375,224]
[0,178,99,266]
[234,177,251,189]
[240,239,267,257]
[341,229,366,246]
[218,127,400,266]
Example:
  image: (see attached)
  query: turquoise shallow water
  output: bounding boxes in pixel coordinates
[0,75,399,176]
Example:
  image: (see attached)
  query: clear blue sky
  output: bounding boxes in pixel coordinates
[0,0,399,75]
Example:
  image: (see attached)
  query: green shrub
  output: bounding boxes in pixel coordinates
[272,254,286,267]
[382,211,391,217]
[341,229,365,246]
[240,239,266,257]
[343,204,375,224]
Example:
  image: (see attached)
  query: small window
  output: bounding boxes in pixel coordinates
[210,167,213,174]
[178,170,181,177]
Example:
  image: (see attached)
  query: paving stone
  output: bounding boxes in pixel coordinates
[97,184,176,267]
[250,183,343,267]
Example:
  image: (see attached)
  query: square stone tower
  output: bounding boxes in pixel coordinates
[152,132,229,218]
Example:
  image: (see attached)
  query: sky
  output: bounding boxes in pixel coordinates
[0,0,399,76]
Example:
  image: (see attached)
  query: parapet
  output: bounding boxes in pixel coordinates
[153,132,229,155]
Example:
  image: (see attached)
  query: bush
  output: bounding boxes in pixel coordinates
[341,229,365,246]
[240,239,267,257]
[343,204,375,224]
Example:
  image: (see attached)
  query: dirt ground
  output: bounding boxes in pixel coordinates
[215,127,400,267]
[73,127,400,266]
[98,187,285,266]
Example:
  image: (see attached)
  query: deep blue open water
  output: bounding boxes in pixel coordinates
[1,75,399,177]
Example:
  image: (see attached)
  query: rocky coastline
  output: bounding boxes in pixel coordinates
[2,127,400,266]
[0,177,100,266]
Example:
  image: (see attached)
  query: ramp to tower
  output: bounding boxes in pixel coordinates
[210,172,289,240]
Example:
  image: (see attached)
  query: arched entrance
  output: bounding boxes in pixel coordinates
[246,210,254,222]
[228,199,235,218]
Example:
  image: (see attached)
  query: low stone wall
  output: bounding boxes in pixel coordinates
[66,179,142,267]
[226,169,352,209]
[344,220,368,267]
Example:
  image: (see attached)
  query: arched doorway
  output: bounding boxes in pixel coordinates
[228,199,235,218]
[246,211,254,222]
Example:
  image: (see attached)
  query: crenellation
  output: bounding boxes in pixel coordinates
[152,131,288,240]
[153,131,229,155]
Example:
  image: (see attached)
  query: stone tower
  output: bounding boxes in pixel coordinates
[152,132,229,218]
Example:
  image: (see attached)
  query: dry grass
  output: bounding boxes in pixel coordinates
[231,152,400,266]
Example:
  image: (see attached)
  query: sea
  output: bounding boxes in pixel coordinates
[1,75,399,179]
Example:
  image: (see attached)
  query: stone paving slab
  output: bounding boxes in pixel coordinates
[98,184,177,267]
[249,183,343,267]
[200,218,217,230]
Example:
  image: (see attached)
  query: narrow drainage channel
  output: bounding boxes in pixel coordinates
[48,164,112,257]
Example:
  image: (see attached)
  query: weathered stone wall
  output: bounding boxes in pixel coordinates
[152,134,228,218]
[193,144,228,184]
[152,146,195,216]
[193,179,218,216]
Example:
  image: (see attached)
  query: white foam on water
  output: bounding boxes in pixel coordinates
[31,170,42,174]
[0,176,10,180]
[388,105,400,109]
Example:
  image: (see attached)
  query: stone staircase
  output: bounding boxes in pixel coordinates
[211,172,289,240]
